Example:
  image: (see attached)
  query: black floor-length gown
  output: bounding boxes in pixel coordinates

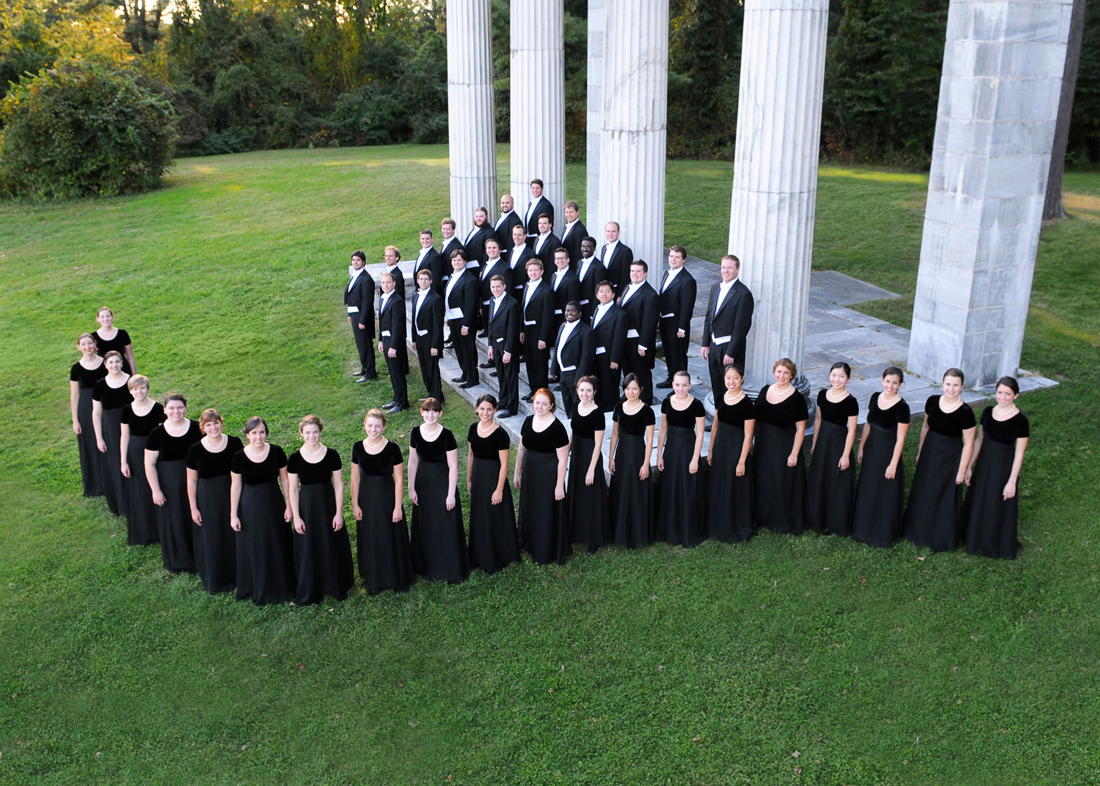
[805,390,859,536]
[409,426,469,583]
[352,440,414,594]
[963,407,1030,560]
[92,328,134,374]
[232,445,295,605]
[518,416,571,565]
[288,448,354,605]
[753,386,809,535]
[567,406,610,552]
[147,421,202,573]
[71,361,107,497]
[708,394,756,543]
[656,395,707,548]
[851,393,911,548]
[186,436,242,593]
[121,401,165,545]
[92,377,133,517]
[903,396,976,552]
[610,402,657,548]
[466,424,520,574]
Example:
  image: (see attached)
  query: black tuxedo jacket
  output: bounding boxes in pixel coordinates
[444,271,480,331]
[589,304,627,366]
[533,232,562,270]
[549,269,580,322]
[509,246,536,298]
[479,259,512,306]
[601,242,634,293]
[619,281,659,369]
[560,220,588,266]
[377,292,407,355]
[702,279,754,365]
[521,281,555,346]
[344,269,376,338]
[574,256,607,310]
[413,248,445,296]
[488,296,521,356]
[382,265,406,301]
[658,268,697,335]
[551,321,595,378]
[494,211,523,245]
[462,225,495,265]
[523,196,554,237]
[439,238,464,280]
[412,289,445,353]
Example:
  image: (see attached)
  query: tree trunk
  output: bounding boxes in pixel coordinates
[1044,0,1088,221]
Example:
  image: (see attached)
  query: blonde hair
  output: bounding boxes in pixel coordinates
[299,414,323,434]
[127,375,150,391]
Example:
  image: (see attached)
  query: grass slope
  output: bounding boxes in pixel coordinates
[0,146,1097,785]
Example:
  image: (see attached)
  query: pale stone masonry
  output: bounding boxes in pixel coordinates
[908,0,1072,386]
[586,0,605,235]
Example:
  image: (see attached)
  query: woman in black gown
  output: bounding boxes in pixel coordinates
[230,417,295,604]
[466,394,520,574]
[903,368,976,551]
[408,398,469,583]
[753,358,809,535]
[186,409,241,594]
[707,364,755,543]
[609,374,656,548]
[963,377,1030,559]
[145,394,202,573]
[568,376,610,554]
[119,375,164,546]
[655,370,707,548]
[91,351,132,517]
[69,333,106,497]
[351,408,414,593]
[851,367,910,548]
[514,389,571,565]
[92,306,136,375]
[287,415,354,605]
[805,362,859,536]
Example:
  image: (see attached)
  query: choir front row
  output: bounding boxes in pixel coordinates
[71,340,1032,606]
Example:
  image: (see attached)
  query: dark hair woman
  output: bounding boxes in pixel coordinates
[654,370,707,548]
[466,394,520,573]
[70,333,107,497]
[707,364,756,543]
[186,409,242,594]
[851,367,910,548]
[805,362,859,536]
[91,350,132,517]
[608,374,656,548]
[567,376,610,554]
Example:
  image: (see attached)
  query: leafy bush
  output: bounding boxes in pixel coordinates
[0,61,177,198]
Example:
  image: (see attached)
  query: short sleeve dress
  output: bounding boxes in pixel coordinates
[610,403,657,548]
[92,328,133,374]
[287,448,353,605]
[120,401,165,545]
[351,439,414,593]
[231,445,295,604]
[92,377,133,517]
[753,386,810,535]
[146,420,203,573]
[186,435,243,594]
[466,424,520,574]
[963,407,1030,559]
[567,405,610,552]
[851,393,911,548]
[805,390,859,536]
[518,416,571,565]
[71,360,108,497]
[656,396,707,548]
[708,394,756,543]
[409,426,469,583]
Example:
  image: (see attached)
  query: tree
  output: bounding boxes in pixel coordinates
[1044,0,1088,221]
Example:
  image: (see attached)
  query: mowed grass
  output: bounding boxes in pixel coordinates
[1,145,1098,785]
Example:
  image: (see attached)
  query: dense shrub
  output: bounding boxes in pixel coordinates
[0,62,177,198]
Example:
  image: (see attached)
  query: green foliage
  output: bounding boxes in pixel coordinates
[1069,0,1100,163]
[0,61,176,198]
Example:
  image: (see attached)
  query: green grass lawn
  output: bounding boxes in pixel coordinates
[1,146,1098,785]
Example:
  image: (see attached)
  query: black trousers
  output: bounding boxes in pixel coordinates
[560,372,579,418]
[385,350,409,408]
[594,356,621,411]
[659,316,689,379]
[623,343,654,404]
[707,344,733,398]
[495,349,520,414]
[416,343,444,403]
[352,321,376,377]
[524,336,550,396]
[450,322,479,383]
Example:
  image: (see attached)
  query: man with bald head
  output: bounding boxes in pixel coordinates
[494,194,523,247]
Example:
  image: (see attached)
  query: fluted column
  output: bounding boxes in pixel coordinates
[511,0,566,233]
[728,0,829,392]
[586,0,605,232]
[599,0,669,280]
[447,0,497,237]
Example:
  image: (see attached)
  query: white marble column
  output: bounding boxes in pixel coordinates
[599,0,669,281]
[728,0,829,391]
[511,0,566,233]
[586,0,605,232]
[908,0,1071,387]
[447,0,497,236]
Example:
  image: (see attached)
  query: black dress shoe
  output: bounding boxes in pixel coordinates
[479,361,494,368]
[547,376,560,384]
[655,379,673,389]
[451,376,467,384]
[355,376,370,383]
[382,400,396,409]
[459,381,478,389]
[497,410,514,418]
[490,371,498,377]
[388,405,405,413]
[554,386,565,393]
[522,394,534,403]
[477,331,488,339]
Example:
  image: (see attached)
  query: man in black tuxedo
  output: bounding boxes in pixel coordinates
[589,280,627,411]
[601,221,634,295]
[412,229,445,297]
[439,218,463,289]
[656,245,697,388]
[486,275,521,417]
[508,222,535,303]
[412,269,445,403]
[574,237,605,323]
[523,179,554,246]
[345,250,377,383]
[618,260,660,404]
[551,301,595,417]
[493,194,523,250]
[548,246,580,343]
[701,254,755,396]
[382,245,406,300]
[560,200,587,267]
[462,207,493,268]
[520,258,555,400]
[479,237,510,337]
[444,250,480,389]
[377,270,409,412]
[532,213,561,270]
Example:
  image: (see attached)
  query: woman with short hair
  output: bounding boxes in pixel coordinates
[119,375,164,546]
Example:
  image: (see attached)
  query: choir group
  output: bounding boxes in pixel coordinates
[70,296,1032,606]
